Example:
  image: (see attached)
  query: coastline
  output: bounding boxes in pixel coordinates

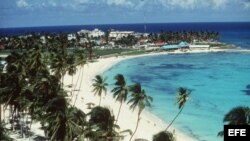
[64,51,199,141]
[5,48,250,140]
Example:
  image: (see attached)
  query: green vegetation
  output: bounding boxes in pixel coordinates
[0,46,153,141]
[0,35,193,141]
[112,74,129,124]
[218,106,250,137]
[93,48,133,56]
[153,131,175,141]
[128,83,153,141]
[165,87,191,131]
[0,122,12,141]
[92,75,108,106]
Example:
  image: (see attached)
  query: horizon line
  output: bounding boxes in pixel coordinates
[1,21,250,29]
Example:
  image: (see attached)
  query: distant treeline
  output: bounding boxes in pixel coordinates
[0,30,220,50]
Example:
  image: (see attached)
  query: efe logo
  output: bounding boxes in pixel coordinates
[224,125,249,141]
[228,129,246,136]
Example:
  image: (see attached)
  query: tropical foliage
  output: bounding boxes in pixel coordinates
[0,33,196,141]
[165,87,191,131]
[0,122,12,141]
[0,47,87,140]
[128,83,153,141]
[85,106,131,141]
[112,74,129,124]
[218,106,250,137]
[153,131,175,141]
[92,75,108,106]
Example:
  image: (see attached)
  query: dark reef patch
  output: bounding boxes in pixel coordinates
[241,90,250,96]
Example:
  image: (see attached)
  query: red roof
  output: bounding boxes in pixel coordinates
[154,41,166,46]
[0,44,4,49]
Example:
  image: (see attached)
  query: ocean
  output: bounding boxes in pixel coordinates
[103,53,250,141]
[1,22,250,49]
[1,22,250,141]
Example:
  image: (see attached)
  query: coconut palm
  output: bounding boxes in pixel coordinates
[111,74,129,124]
[165,87,191,131]
[65,54,77,92]
[92,75,108,106]
[85,106,131,141]
[153,131,175,141]
[41,93,86,141]
[223,106,250,125]
[72,50,87,106]
[50,52,66,85]
[1,52,29,132]
[128,83,153,141]
[218,106,250,137]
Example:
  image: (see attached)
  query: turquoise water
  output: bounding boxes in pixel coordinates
[103,53,250,141]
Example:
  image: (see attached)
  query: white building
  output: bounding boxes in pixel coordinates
[40,36,46,44]
[89,28,105,38]
[67,33,77,41]
[79,38,88,44]
[77,29,90,35]
[109,31,134,39]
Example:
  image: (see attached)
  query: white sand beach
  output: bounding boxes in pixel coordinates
[63,51,200,141]
[7,48,238,141]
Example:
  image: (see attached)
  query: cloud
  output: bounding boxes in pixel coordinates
[211,0,227,8]
[74,0,90,5]
[166,0,198,9]
[48,0,57,7]
[154,0,228,9]
[106,0,134,7]
[243,1,250,9]
[16,0,29,8]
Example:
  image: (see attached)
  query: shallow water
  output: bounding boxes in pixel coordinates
[103,52,250,141]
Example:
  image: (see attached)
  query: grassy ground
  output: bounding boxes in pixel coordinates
[93,48,133,56]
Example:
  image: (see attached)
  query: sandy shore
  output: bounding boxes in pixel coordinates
[8,48,247,140]
[63,51,199,141]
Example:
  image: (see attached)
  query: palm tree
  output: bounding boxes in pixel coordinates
[165,87,191,131]
[111,74,129,124]
[153,131,175,141]
[85,106,131,141]
[41,93,86,141]
[218,106,250,137]
[92,75,108,106]
[223,106,250,125]
[50,52,66,85]
[1,51,29,133]
[72,50,87,106]
[128,83,153,141]
[65,54,77,92]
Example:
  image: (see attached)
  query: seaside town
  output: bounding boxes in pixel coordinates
[0,26,247,141]
[0,28,223,53]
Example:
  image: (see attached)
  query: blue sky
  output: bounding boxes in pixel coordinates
[0,0,250,27]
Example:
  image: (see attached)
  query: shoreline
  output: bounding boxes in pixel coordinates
[64,51,201,141]
[7,48,250,140]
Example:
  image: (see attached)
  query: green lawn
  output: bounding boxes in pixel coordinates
[93,48,134,56]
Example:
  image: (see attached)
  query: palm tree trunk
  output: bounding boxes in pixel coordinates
[165,107,183,131]
[115,102,123,124]
[71,66,82,101]
[99,96,102,106]
[0,104,2,122]
[129,113,141,141]
[73,66,84,106]
[61,73,64,88]
[71,75,74,93]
